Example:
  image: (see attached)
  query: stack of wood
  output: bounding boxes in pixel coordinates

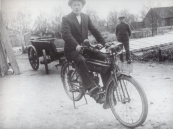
[0,11,20,77]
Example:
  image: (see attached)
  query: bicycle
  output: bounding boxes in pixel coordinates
[61,40,148,128]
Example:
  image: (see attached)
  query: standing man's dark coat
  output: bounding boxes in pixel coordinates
[116,21,131,62]
[61,12,105,61]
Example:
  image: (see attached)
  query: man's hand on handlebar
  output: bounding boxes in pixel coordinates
[76,45,83,53]
[95,44,103,50]
[105,42,112,49]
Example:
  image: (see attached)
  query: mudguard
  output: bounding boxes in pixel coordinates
[61,61,76,80]
[60,60,68,79]
[116,71,131,77]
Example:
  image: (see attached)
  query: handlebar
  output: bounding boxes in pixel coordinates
[81,39,123,54]
[81,45,100,53]
[81,39,103,53]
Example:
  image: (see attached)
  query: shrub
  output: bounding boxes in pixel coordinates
[88,32,117,44]
[141,49,159,61]
[132,48,173,62]
[162,49,173,61]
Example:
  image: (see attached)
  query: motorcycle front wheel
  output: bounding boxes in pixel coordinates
[108,75,148,128]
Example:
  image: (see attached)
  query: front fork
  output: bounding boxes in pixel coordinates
[111,69,131,104]
[104,60,131,106]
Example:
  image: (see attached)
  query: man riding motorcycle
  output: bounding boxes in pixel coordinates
[61,0,109,102]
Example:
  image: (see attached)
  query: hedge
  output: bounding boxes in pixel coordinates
[132,48,173,62]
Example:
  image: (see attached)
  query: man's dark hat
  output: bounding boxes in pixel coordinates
[118,14,125,19]
[68,0,86,6]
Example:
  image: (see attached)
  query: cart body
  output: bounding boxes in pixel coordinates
[28,38,65,74]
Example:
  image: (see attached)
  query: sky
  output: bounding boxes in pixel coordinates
[1,0,173,20]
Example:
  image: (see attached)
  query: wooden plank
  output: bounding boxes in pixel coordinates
[130,34,173,44]
[0,11,9,76]
[131,42,173,53]
[0,12,20,75]
[130,33,173,52]
[130,38,172,46]
[131,39,173,46]
[0,41,9,76]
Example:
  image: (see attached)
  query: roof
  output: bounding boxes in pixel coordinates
[152,6,173,19]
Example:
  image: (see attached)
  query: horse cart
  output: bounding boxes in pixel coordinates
[28,38,65,74]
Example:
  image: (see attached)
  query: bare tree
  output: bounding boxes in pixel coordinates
[107,9,139,32]
[85,7,100,27]
[33,13,50,36]
[1,12,10,27]
[119,9,139,24]
[4,10,32,51]
[33,7,64,38]
[106,10,118,33]
[7,10,32,34]
[107,10,118,25]
[85,8,107,32]
[140,5,150,20]
[49,7,64,38]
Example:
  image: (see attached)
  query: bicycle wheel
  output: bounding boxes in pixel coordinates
[108,75,148,128]
[28,46,39,70]
[61,62,83,101]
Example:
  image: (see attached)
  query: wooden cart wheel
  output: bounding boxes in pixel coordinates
[28,46,39,70]
[42,49,49,74]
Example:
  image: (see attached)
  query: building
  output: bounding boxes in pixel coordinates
[143,6,173,28]
[6,27,21,47]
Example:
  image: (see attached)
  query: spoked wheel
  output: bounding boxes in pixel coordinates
[42,49,49,74]
[108,75,148,128]
[61,62,84,101]
[28,46,39,70]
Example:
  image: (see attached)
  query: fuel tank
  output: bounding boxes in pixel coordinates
[86,59,110,73]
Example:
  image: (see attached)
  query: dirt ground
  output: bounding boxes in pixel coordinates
[0,54,173,129]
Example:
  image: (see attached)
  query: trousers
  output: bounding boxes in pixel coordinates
[73,54,94,90]
[70,50,110,90]
[117,35,131,61]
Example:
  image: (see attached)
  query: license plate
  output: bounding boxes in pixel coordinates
[118,62,133,73]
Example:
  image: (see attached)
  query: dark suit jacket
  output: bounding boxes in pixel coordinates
[61,12,105,61]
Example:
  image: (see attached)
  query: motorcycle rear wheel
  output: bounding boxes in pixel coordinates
[61,62,84,101]
[108,75,148,128]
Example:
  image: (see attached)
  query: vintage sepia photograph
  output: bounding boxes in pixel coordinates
[0,0,173,128]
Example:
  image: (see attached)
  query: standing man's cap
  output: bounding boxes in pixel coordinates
[118,14,125,19]
[68,0,86,6]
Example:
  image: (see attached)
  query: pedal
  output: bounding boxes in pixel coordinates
[97,96,106,104]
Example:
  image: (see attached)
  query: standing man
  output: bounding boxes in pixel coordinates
[61,0,106,101]
[116,15,132,63]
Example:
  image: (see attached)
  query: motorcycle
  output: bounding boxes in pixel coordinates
[61,40,148,128]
